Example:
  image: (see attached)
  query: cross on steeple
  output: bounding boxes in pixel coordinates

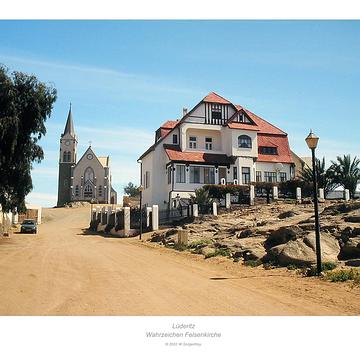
[89,141,92,147]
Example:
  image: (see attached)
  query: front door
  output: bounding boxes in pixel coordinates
[218,167,227,184]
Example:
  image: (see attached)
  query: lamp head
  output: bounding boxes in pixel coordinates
[139,185,144,192]
[305,129,319,150]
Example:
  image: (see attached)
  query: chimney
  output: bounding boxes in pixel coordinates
[183,108,188,117]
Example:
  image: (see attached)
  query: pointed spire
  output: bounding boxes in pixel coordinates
[63,102,75,136]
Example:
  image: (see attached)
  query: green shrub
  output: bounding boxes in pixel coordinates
[305,262,338,277]
[187,239,212,249]
[287,264,299,270]
[325,269,360,282]
[173,243,187,252]
[244,259,262,267]
[322,262,337,271]
[263,261,277,270]
[204,248,231,259]
[203,184,249,200]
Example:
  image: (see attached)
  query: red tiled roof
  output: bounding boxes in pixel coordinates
[227,122,260,131]
[164,144,234,165]
[161,120,178,129]
[159,120,179,139]
[203,92,231,104]
[257,134,293,163]
[244,109,286,135]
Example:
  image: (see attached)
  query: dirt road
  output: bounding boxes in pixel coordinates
[0,205,359,315]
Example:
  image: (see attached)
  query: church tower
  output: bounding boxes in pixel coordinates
[57,104,78,207]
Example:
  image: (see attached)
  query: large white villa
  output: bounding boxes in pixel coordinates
[138,92,295,209]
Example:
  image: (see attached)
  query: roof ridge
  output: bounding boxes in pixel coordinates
[203,91,232,104]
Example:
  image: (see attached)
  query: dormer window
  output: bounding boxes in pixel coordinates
[172,134,178,144]
[238,135,252,149]
[239,113,252,124]
[205,137,213,150]
[260,146,278,155]
[189,136,197,149]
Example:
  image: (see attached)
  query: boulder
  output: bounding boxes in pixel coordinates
[303,232,340,262]
[264,226,302,249]
[267,232,340,266]
[344,216,360,223]
[345,259,360,267]
[237,228,253,239]
[339,237,360,260]
[278,210,297,219]
[232,238,266,261]
[268,241,316,266]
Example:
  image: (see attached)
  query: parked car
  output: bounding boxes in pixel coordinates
[20,219,37,234]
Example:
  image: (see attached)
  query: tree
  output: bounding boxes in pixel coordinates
[299,157,337,196]
[0,66,57,213]
[329,155,360,198]
[123,182,140,197]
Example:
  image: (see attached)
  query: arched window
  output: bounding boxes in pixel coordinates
[84,167,95,183]
[98,185,103,197]
[63,151,67,162]
[238,135,252,149]
[67,152,71,162]
[75,185,79,196]
[84,184,93,198]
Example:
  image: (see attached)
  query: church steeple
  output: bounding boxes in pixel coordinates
[63,103,75,137]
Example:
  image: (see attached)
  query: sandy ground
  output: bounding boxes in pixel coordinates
[0,205,359,316]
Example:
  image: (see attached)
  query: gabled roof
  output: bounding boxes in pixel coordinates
[243,109,286,135]
[257,134,293,164]
[164,144,234,165]
[75,146,110,169]
[138,92,290,160]
[98,156,109,167]
[203,92,231,104]
[63,104,75,137]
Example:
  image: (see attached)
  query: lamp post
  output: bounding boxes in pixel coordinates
[305,129,322,275]
[137,159,143,240]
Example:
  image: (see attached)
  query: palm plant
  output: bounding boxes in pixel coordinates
[190,188,212,206]
[329,155,360,198]
[299,157,336,196]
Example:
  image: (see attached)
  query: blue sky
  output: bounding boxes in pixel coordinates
[0,20,359,207]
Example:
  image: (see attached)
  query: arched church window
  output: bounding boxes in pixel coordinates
[63,151,67,162]
[84,167,95,182]
[84,184,93,198]
[75,185,79,196]
[67,152,71,162]
[98,185,103,197]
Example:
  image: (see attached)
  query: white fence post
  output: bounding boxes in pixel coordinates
[250,185,255,206]
[124,207,130,235]
[273,185,279,200]
[212,202,218,216]
[193,204,199,218]
[296,187,302,203]
[319,188,325,200]
[152,205,159,231]
[344,189,350,201]
[225,193,231,209]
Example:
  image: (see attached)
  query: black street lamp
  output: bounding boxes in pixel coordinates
[305,129,322,275]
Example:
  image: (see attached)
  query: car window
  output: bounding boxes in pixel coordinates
[23,220,35,224]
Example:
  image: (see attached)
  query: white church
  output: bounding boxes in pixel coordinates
[57,106,117,206]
